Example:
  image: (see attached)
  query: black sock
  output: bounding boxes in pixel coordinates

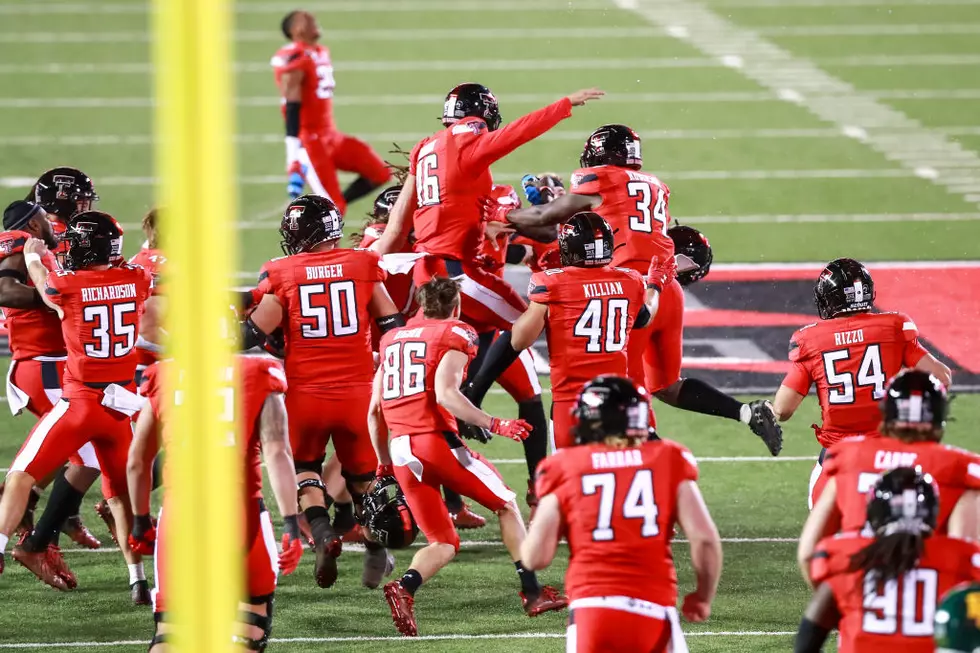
[151,453,165,491]
[332,501,355,532]
[400,568,423,596]
[519,399,548,480]
[342,176,381,204]
[26,470,82,551]
[465,332,522,408]
[515,561,540,597]
[304,506,335,544]
[674,378,744,421]
[443,487,463,513]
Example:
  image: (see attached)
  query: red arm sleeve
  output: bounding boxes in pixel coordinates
[461,98,573,172]
[897,314,929,367]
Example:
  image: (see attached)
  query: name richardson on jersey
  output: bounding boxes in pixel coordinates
[583,281,624,299]
[833,329,865,347]
[591,448,643,470]
[305,264,344,281]
[80,283,137,303]
[874,450,918,469]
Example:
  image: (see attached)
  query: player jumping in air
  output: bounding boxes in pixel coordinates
[272,10,391,211]
[522,375,723,652]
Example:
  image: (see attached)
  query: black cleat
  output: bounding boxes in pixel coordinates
[748,400,783,456]
[314,536,342,589]
[131,580,151,606]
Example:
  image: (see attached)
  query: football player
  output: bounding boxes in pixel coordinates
[504,124,783,456]
[773,258,952,508]
[521,376,723,652]
[797,370,979,580]
[934,582,980,652]
[128,207,167,387]
[0,212,153,603]
[26,167,99,257]
[271,10,391,211]
[129,353,303,652]
[369,278,566,637]
[465,212,660,450]
[371,83,603,334]
[796,467,980,653]
[244,194,402,590]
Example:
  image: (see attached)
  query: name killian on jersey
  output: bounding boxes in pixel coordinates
[81,283,137,303]
[583,281,624,299]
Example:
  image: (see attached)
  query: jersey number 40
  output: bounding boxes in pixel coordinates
[574,298,629,353]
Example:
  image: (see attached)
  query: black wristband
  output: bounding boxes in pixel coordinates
[133,514,152,539]
[283,514,301,541]
[238,289,256,312]
[241,316,267,350]
[794,617,831,653]
[285,101,301,138]
[375,312,406,334]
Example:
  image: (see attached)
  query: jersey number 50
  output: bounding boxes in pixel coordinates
[299,281,358,339]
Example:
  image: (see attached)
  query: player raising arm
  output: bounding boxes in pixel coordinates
[772,258,952,508]
[796,467,980,653]
[522,376,722,652]
[369,278,566,637]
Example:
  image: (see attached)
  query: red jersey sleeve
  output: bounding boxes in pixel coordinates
[357,249,387,283]
[671,442,700,483]
[896,313,929,367]
[534,451,566,498]
[570,168,603,196]
[271,44,308,74]
[953,447,980,491]
[408,139,425,176]
[527,271,553,304]
[0,230,29,260]
[261,359,288,395]
[460,98,573,172]
[822,441,846,478]
[140,362,165,420]
[447,322,479,357]
[782,330,813,395]
[43,269,73,307]
[255,262,275,297]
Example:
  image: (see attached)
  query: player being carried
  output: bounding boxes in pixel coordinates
[369,278,566,637]
[0,212,153,603]
[272,10,391,210]
[244,194,402,590]
[772,258,952,508]
[796,467,980,653]
[522,376,723,652]
[504,124,783,455]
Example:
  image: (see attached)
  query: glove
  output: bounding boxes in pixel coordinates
[287,161,307,200]
[488,417,532,442]
[279,515,304,576]
[376,463,394,479]
[647,255,677,292]
[458,421,493,444]
[128,514,157,555]
[521,174,543,205]
[473,253,504,272]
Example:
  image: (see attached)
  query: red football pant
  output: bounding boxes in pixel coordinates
[11,396,128,497]
[300,129,391,215]
[567,605,673,653]
[286,389,377,477]
[551,400,576,451]
[153,501,278,613]
[413,257,527,332]
[391,432,516,551]
[497,342,542,404]
[7,358,64,418]
[642,278,685,394]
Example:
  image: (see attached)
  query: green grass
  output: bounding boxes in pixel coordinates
[1,0,979,650]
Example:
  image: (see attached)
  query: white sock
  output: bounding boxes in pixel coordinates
[129,562,146,584]
[0,533,8,554]
[739,404,752,424]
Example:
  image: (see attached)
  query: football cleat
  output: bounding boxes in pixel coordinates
[12,486,41,538]
[12,539,69,591]
[526,480,539,524]
[63,515,101,550]
[383,580,418,637]
[748,400,783,456]
[522,585,568,617]
[342,524,365,544]
[362,546,396,589]
[313,536,342,589]
[94,500,118,545]
[451,504,487,530]
[46,545,77,590]
[131,579,151,606]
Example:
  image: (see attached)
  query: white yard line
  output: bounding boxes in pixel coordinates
[0,0,615,14]
[613,0,980,210]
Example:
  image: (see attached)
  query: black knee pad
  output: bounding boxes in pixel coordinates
[294,458,325,475]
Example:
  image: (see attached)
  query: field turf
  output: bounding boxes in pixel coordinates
[1,0,979,650]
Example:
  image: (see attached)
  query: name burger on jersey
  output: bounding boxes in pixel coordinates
[306,264,344,280]
[80,283,138,303]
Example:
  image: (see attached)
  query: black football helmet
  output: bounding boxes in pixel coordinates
[363,476,418,549]
[61,211,124,271]
[279,194,343,256]
[31,167,99,219]
[669,225,713,286]
[882,370,948,436]
[442,83,501,132]
[580,124,642,170]
[372,185,402,221]
[814,257,875,320]
[558,211,613,268]
[573,376,651,444]
[866,467,938,537]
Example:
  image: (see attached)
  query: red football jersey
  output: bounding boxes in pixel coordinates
[536,438,699,605]
[358,224,415,316]
[271,42,335,133]
[811,533,980,653]
[0,230,65,359]
[408,99,572,261]
[44,264,152,396]
[823,436,980,533]
[570,166,673,274]
[477,184,521,276]
[257,248,385,392]
[378,315,479,436]
[528,266,646,402]
[141,356,287,502]
[128,247,166,286]
[782,312,930,447]
[50,218,69,258]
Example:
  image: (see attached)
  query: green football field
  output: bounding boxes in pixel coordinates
[2,0,980,650]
